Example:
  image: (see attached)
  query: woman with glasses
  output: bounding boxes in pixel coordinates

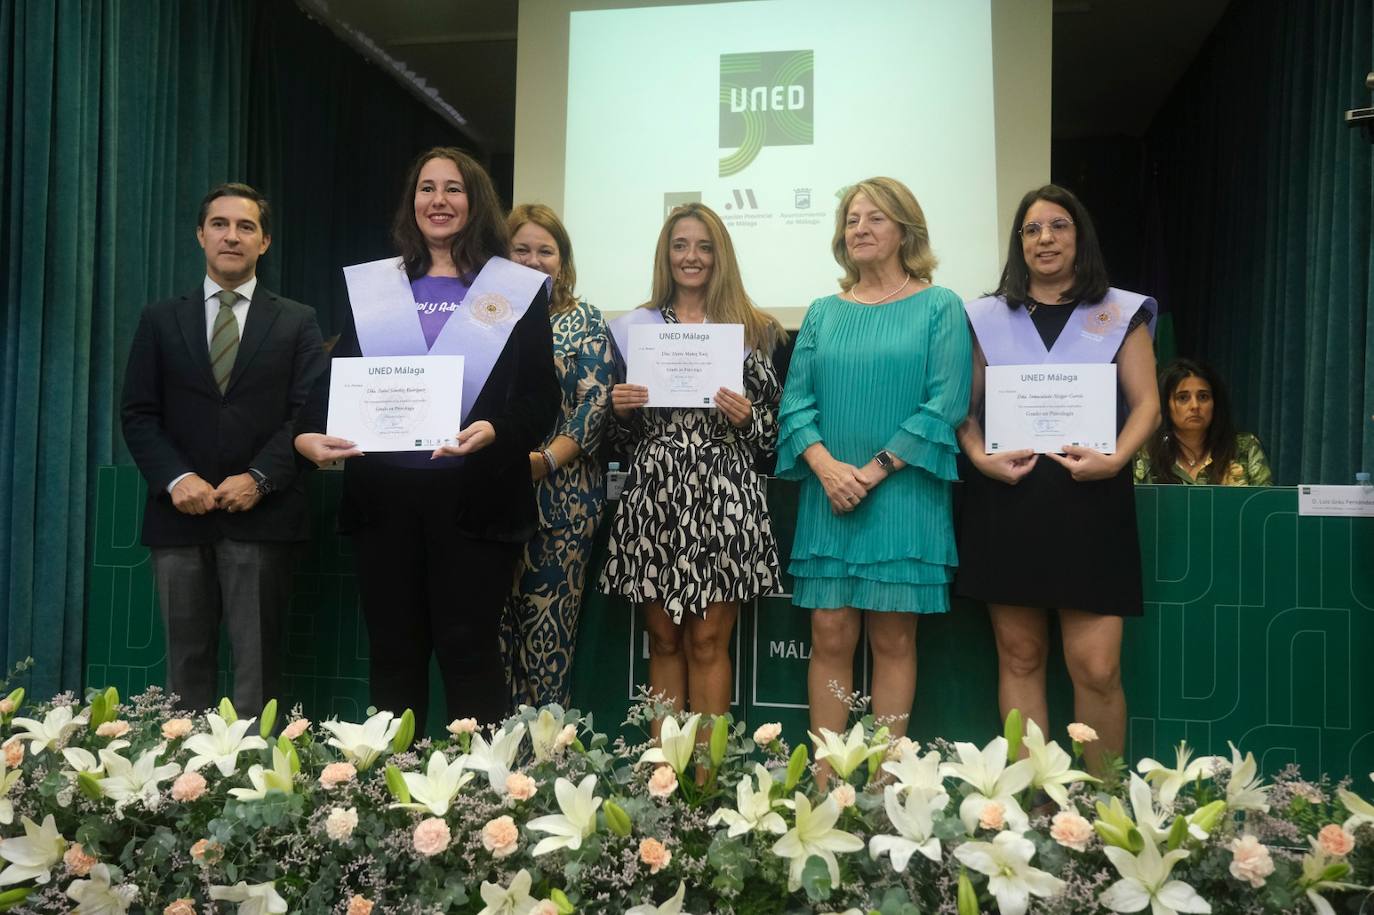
[956,184,1160,772]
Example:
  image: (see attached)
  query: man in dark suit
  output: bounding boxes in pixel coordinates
[121,183,326,714]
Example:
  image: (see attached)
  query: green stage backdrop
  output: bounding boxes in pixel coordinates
[88,467,1374,778]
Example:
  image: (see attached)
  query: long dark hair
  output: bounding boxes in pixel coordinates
[391,147,508,280]
[993,184,1109,308]
[1143,358,1239,484]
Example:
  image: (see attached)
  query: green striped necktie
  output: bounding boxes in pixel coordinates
[210,289,240,393]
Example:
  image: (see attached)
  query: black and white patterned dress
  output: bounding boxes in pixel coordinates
[599,304,782,623]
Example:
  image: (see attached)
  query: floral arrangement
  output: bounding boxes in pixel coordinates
[0,678,1372,915]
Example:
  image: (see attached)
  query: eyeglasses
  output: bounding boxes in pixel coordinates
[1019,217,1075,239]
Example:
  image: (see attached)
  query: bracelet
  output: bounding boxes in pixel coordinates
[541,449,558,476]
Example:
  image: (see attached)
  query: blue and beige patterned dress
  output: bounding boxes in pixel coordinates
[504,299,614,708]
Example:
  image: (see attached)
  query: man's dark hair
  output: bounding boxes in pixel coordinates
[198,183,272,237]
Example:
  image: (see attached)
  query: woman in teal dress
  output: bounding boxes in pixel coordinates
[776,177,971,742]
[503,203,615,709]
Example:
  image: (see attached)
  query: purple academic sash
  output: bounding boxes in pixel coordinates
[607,307,666,361]
[965,288,1157,366]
[343,255,550,423]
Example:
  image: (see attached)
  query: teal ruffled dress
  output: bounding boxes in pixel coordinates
[775,288,972,613]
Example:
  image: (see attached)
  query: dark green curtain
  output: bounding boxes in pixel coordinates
[0,0,252,697]
[1145,0,1373,484]
[0,0,471,698]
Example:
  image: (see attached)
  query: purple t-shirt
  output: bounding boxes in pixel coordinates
[410,274,473,350]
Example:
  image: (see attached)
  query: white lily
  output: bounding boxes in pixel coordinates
[98,745,181,809]
[771,791,865,892]
[639,714,701,777]
[809,723,883,781]
[459,722,527,790]
[476,868,538,915]
[528,706,564,762]
[954,830,1066,915]
[184,713,269,777]
[62,741,128,776]
[1298,839,1367,915]
[1128,773,1171,845]
[1099,842,1211,915]
[228,747,296,801]
[707,763,788,837]
[881,743,948,808]
[1023,719,1095,808]
[1337,773,1374,832]
[940,737,1034,833]
[0,814,68,886]
[1136,742,1222,807]
[66,862,139,914]
[626,881,694,915]
[392,749,474,816]
[320,711,400,771]
[869,785,942,872]
[9,705,87,754]
[1223,742,1270,813]
[527,773,602,855]
[208,880,288,915]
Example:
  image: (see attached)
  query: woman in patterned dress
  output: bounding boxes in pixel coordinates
[601,203,784,727]
[504,204,615,708]
[1133,358,1273,485]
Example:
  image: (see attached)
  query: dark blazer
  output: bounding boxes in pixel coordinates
[297,281,561,543]
[121,286,327,547]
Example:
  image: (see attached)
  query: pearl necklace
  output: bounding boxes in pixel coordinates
[850,273,911,305]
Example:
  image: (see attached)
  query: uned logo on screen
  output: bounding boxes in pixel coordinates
[718,50,814,177]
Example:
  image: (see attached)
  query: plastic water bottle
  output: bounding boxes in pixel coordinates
[606,461,628,500]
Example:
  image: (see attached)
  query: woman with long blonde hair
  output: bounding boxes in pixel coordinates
[601,203,784,727]
[503,203,614,708]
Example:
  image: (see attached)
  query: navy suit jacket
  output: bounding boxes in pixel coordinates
[120,285,327,546]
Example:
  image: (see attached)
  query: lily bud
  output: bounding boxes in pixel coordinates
[218,697,238,724]
[784,743,809,792]
[1003,709,1023,763]
[603,800,632,837]
[384,763,411,803]
[258,699,278,739]
[391,709,416,754]
[708,715,729,769]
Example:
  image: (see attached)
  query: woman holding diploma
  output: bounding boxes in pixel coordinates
[601,203,783,727]
[294,147,559,729]
[504,203,614,708]
[956,184,1159,771]
[776,177,971,748]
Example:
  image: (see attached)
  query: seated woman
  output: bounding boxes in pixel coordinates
[1134,357,1273,485]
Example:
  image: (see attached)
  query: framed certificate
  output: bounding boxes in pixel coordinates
[625,323,745,408]
[984,363,1117,454]
[326,355,464,452]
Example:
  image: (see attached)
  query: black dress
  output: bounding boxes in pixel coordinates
[955,302,1148,617]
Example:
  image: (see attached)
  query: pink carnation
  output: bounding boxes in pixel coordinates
[190,838,223,866]
[281,718,311,740]
[4,739,24,768]
[0,699,15,715]
[553,723,577,752]
[326,806,359,841]
[1318,824,1356,857]
[96,720,130,739]
[647,765,678,799]
[163,900,197,915]
[413,817,451,857]
[505,772,537,801]
[639,837,672,874]
[161,718,193,740]
[346,896,375,915]
[481,815,520,858]
[753,722,782,746]
[171,771,207,802]
[978,800,1006,830]
[830,783,856,810]
[1229,834,1275,887]
[64,843,97,876]
[1050,811,1094,852]
[319,761,358,789]
[530,902,559,915]
[1067,722,1099,743]
[447,718,478,736]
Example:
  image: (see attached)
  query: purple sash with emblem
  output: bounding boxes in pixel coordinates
[964,288,1157,366]
[343,255,550,424]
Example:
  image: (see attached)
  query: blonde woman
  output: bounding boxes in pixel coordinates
[601,203,784,724]
[776,177,971,745]
[504,204,614,708]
